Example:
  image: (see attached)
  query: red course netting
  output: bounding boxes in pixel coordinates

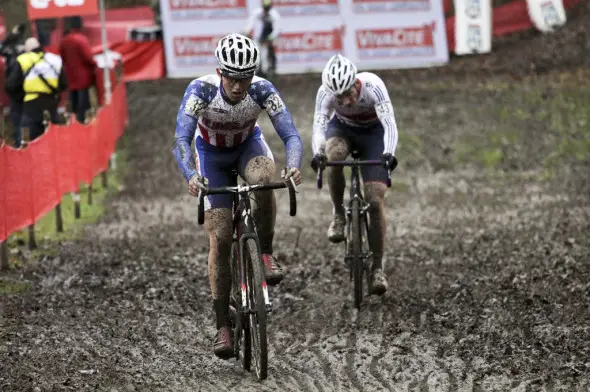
[0,147,6,241]
[0,81,128,242]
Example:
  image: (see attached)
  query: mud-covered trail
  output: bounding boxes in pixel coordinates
[3,4,590,384]
[2,69,590,391]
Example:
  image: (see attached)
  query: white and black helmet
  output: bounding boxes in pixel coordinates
[215,33,260,79]
[322,54,357,95]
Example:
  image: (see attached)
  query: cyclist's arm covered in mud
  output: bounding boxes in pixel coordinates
[173,79,210,181]
[311,86,334,155]
[255,80,303,169]
[371,78,399,156]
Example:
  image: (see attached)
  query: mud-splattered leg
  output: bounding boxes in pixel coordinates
[324,137,350,242]
[204,208,233,328]
[363,182,387,271]
[242,156,276,254]
[242,156,285,284]
[325,137,350,217]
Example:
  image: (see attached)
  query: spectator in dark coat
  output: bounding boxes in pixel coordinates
[59,16,96,124]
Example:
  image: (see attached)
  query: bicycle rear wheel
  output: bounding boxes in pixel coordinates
[244,238,268,380]
[350,198,364,309]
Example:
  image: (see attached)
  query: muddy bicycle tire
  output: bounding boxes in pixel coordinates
[350,198,364,309]
[244,238,268,380]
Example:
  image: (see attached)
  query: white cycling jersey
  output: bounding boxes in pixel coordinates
[244,8,281,41]
[312,72,399,156]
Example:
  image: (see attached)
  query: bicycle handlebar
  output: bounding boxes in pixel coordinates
[316,160,392,189]
[197,177,298,225]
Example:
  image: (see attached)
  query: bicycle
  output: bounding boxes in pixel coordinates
[197,170,298,380]
[316,150,392,309]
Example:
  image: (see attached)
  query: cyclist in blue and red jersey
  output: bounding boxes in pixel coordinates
[173,33,303,359]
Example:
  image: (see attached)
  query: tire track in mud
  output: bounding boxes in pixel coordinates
[2,77,590,391]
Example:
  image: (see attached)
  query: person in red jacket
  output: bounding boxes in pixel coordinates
[59,16,96,123]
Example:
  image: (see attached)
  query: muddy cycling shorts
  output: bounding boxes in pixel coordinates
[195,126,274,211]
[325,117,389,184]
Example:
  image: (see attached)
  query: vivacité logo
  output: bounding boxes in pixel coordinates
[356,24,436,58]
[275,30,343,63]
[273,0,339,16]
[174,35,223,67]
[353,0,430,13]
[168,0,247,19]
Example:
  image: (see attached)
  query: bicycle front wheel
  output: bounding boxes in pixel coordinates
[244,238,268,380]
[350,198,364,309]
[231,241,251,370]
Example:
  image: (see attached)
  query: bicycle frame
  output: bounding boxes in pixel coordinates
[345,163,373,268]
[197,178,298,313]
[316,151,392,307]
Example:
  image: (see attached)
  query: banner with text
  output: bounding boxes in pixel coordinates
[526,0,567,32]
[453,0,492,55]
[160,0,449,78]
[27,0,99,20]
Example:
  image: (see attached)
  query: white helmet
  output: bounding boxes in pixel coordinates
[322,54,357,95]
[215,33,260,79]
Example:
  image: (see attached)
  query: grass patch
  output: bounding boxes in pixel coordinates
[453,75,590,172]
[455,128,521,169]
[0,280,31,295]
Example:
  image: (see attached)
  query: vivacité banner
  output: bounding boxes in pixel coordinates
[160,0,449,78]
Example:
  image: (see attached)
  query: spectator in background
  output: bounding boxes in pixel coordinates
[7,37,67,143]
[59,16,96,124]
[1,23,26,146]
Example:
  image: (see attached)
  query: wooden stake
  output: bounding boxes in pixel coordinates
[102,171,108,189]
[21,127,36,249]
[0,241,8,271]
[73,192,81,219]
[28,225,37,250]
[88,180,93,205]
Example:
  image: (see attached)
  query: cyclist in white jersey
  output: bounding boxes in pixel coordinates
[173,33,303,359]
[310,54,399,296]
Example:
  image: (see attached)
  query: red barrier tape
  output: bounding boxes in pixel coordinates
[0,81,128,242]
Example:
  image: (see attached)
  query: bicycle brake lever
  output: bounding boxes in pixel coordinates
[289,176,299,193]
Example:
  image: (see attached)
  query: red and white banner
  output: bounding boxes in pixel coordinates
[27,0,99,20]
[454,0,492,55]
[275,29,343,67]
[168,0,248,20]
[526,0,567,32]
[356,24,436,59]
[352,0,430,13]
[160,0,448,77]
[172,35,224,68]
[273,0,340,16]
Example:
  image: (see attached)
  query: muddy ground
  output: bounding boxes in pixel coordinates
[2,3,590,391]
